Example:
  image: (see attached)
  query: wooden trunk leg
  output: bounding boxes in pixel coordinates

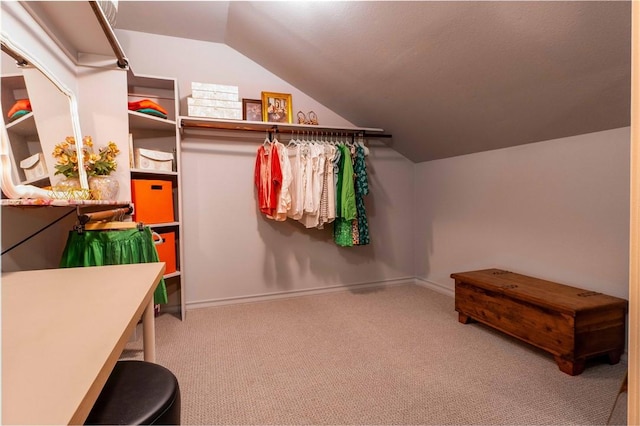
[554,356,585,376]
[458,312,474,324]
[608,349,623,365]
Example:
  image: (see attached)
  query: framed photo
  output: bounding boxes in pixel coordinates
[261,91,293,123]
[242,98,263,122]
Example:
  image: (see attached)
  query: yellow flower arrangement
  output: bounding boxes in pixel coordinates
[52,136,120,178]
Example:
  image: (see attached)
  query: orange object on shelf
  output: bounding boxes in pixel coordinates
[7,99,31,118]
[127,99,168,115]
[131,179,174,224]
[154,231,177,274]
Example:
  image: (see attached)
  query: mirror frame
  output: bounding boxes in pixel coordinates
[0,33,88,199]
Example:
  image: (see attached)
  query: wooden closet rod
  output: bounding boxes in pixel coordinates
[184,124,392,139]
[78,206,133,225]
[180,117,392,138]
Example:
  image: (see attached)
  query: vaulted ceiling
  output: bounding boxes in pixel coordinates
[114,1,631,163]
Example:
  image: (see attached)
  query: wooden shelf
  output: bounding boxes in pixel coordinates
[179,116,385,136]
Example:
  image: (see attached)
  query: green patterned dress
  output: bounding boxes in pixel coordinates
[334,144,357,247]
[353,144,370,245]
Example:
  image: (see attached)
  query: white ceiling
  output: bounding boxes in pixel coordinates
[115,1,631,162]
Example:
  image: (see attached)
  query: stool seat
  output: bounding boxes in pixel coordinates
[85,360,180,425]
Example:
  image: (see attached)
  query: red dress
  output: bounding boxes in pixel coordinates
[254,143,282,218]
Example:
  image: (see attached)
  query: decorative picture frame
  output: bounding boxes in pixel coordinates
[242,98,263,122]
[261,91,293,123]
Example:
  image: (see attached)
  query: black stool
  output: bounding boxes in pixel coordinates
[85,360,181,425]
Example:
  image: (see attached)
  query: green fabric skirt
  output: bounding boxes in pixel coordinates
[59,227,168,305]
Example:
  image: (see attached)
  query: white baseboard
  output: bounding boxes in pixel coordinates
[186,277,416,310]
[414,277,454,297]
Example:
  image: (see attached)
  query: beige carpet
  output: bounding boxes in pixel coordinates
[122,284,627,425]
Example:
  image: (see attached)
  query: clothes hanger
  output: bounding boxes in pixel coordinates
[287,131,297,147]
[359,133,370,157]
[83,221,143,231]
[76,205,147,232]
[77,206,133,225]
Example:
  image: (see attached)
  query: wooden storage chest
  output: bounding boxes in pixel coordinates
[451,269,628,375]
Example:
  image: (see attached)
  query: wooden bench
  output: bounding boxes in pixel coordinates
[451,269,628,375]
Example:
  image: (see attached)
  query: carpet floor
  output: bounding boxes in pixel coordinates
[122,284,627,425]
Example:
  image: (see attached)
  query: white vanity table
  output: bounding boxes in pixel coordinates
[1,3,168,425]
[1,262,165,425]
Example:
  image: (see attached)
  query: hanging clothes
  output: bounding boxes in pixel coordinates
[317,145,337,229]
[287,143,304,220]
[332,144,342,216]
[353,143,370,245]
[254,133,371,248]
[334,144,357,247]
[254,142,283,218]
[273,139,293,221]
[59,227,168,305]
[299,143,325,229]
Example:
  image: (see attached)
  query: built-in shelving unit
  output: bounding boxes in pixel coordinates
[128,70,185,320]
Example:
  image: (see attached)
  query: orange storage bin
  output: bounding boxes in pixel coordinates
[131,179,174,224]
[154,231,177,274]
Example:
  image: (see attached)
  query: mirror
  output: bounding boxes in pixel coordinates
[1,47,84,197]
[1,4,89,200]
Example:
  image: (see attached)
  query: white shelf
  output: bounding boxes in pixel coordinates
[5,112,38,137]
[147,221,180,228]
[164,271,181,279]
[131,169,178,177]
[127,71,175,91]
[21,175,50,186]
[128,110,176,130]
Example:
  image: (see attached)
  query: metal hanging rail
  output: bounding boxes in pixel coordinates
[0,43,28,66]
[88,1,129,69]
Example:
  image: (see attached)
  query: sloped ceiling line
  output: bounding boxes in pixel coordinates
[114,1,632,163]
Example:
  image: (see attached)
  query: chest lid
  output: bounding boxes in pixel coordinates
[451,268,628,315]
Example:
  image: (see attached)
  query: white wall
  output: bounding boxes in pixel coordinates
[75,66,131,200]
[114,30,354,128]
[115,30,415,307]
[1,207,77,272]
[1,1,78,99]
[414,127,630,299]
